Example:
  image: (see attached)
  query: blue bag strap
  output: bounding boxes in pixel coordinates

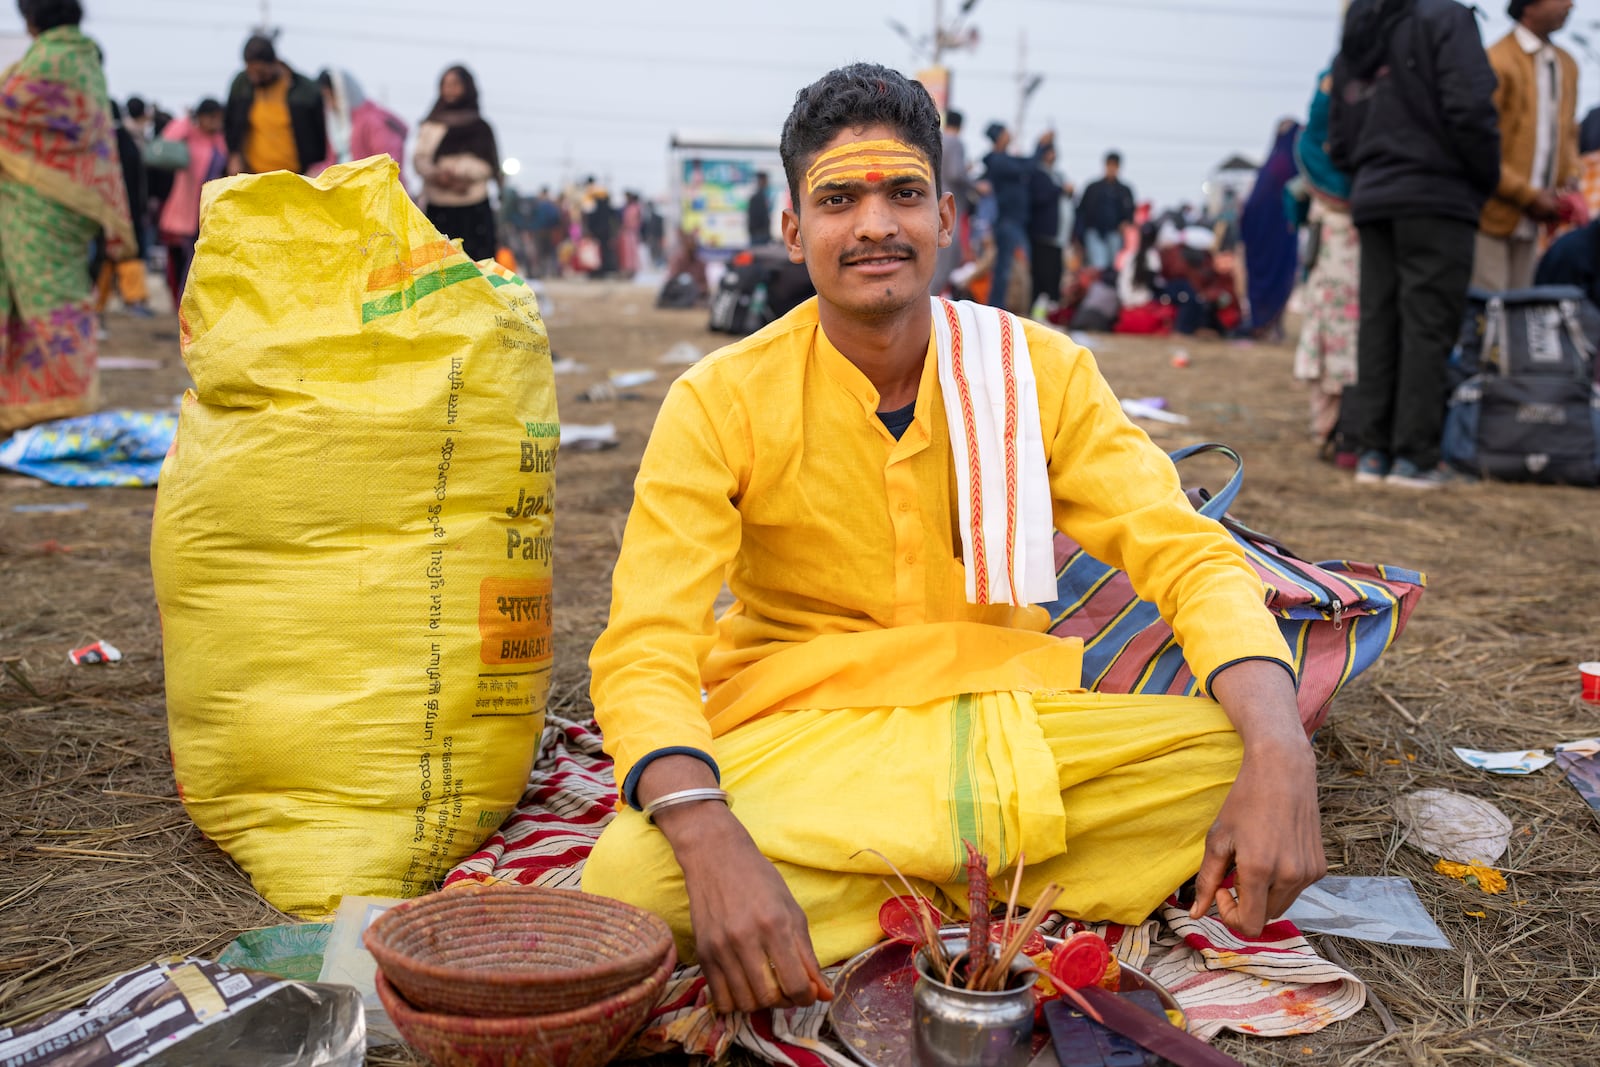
[1167,442,1244,517]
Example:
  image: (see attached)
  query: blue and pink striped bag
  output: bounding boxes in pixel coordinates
[1044,443,1425,735]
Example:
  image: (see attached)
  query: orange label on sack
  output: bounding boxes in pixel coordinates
[478,577,553,665]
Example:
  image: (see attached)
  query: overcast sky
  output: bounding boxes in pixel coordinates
[2,0,1591,206]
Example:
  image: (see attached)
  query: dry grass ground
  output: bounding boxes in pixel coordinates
[2,280,1597,1065]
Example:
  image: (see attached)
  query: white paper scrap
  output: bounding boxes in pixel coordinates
[658,342,704,365]
[609,369,658,388]
[1451,747,1555,775]
[559,423,619,451]
[318,894,404,1046]
[1395,788,1512,865]
[1120,398,1190,425]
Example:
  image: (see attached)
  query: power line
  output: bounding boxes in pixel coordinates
[960,65,1309,93]
[89,14,834,73]
[251,0,1324,79]
[123,0,906,44]
[87,12,1320,95]
[78,4,1304,192]
[1029,0,1335,22]
[262,0,1335,29]
[129,67,1258,159]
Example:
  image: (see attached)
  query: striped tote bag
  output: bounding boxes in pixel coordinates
[1044,443,1425,735]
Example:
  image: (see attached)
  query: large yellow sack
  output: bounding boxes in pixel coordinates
[151,157,556,917]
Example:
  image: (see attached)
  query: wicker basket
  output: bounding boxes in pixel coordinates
[364,884,676,1017]
[375,945,674,1067]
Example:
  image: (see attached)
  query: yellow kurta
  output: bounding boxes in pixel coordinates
[588,298,1291,796]
[583,298,1295,965]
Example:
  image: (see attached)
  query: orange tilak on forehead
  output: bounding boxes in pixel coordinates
[804,139,933,196]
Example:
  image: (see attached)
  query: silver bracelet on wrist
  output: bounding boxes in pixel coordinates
[642,787,732,825]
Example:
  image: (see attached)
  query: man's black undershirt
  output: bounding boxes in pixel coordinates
[878,401,916,440]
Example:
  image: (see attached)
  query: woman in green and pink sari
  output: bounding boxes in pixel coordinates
[0,0,134,431]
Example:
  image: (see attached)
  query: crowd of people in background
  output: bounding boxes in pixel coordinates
[925,108,1269,342]
[5,0,1598,490]
[921,0,1592,492]
[1322,0,1586,489]
[933,120,1249,336]
[0,0,688,433]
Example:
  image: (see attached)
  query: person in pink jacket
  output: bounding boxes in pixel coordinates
[313,69,408,186]
[156,99,227,301]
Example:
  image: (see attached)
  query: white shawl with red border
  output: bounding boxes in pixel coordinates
[930,297,1057,606]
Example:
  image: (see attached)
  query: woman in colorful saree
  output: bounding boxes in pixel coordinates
[0,0,134,432]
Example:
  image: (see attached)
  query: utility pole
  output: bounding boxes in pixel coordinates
[1014,34,1026,138]
[887,0,980,112]
[1014,33,1044,144]
[893,0,977,64]
[253,0,279,40]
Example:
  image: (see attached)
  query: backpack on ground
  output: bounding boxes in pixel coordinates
[708,258,763,334]
[1070,279,1121,333]
[656,272,701,309]
[708,246,815,335]
[1442,286,1600,486]
[766,256,817,320]
[1448,286,1492,391]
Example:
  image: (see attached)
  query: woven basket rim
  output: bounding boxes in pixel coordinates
[374,944,675,1035]
[365,884,674,992]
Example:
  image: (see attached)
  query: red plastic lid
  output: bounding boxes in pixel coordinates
[878,895,942,944]
[1049,931,1111,989]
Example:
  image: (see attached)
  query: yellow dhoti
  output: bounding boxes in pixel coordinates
[582,690,1242,966]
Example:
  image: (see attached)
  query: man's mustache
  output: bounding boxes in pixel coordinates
[839,244,917,265]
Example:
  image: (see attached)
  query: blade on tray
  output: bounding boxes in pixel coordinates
[1073,986,1246,1067]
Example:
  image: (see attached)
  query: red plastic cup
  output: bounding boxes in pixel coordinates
[1582,662,1600,704]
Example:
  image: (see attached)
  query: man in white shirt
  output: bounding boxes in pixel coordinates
[1475,0,1579,292]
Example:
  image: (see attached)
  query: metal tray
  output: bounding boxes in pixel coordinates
[827,933,1184,1067]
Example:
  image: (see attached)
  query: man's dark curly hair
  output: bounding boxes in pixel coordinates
[779,63,943,210]
[17,0,83,31]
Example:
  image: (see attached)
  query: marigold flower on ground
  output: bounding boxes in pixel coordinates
[1434,858,1507,894]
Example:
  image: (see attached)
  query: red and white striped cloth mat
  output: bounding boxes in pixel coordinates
[444,716,1366,1064]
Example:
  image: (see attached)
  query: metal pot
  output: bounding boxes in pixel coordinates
[910,936,1036,1067]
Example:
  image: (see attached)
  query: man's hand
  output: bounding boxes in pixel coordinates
[1193,661,1326,937]
[1529,189,1562,222]
[639,755,831,1015]
[1191,739,1324,936]
[665,804,831,1014]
